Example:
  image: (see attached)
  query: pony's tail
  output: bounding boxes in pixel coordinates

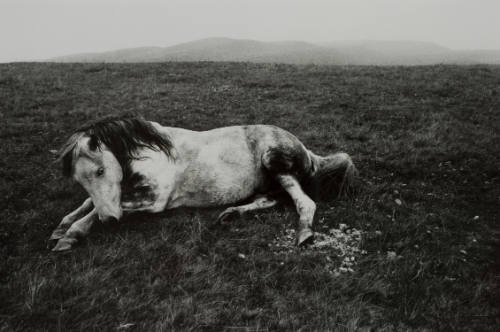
[304,151,358,201]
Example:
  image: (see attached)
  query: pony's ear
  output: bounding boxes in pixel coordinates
[88,135,99,151]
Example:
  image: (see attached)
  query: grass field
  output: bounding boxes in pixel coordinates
[1,62,499,331]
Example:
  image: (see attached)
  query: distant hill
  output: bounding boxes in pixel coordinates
[50,38,344,65]
[320,40,451,65]
[48,37,500,65]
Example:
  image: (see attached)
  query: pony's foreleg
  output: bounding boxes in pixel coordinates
[277,174,316,246]
[51,208,98,252]
[217,196,278,222]
[48,198,93,245]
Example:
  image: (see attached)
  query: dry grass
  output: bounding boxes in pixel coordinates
[0,62,499,331]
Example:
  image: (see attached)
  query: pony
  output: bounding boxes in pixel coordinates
[48,115,357,251]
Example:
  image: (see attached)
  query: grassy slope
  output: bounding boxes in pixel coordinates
[0,63,499,331]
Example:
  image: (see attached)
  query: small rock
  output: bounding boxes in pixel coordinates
[238,253,246,259]
[473,216,479,220]
[387,251,397,260]
[395,199,402,206]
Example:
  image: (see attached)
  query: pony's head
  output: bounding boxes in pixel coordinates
[58,115,173,223]
[60,132,123,222]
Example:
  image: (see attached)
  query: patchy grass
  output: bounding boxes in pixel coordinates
[0,62,499,331]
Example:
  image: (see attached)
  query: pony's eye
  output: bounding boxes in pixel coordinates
[96,168,105,176]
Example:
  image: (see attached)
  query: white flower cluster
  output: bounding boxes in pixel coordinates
[270,224,365,276]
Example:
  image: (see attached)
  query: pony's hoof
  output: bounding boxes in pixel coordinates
[296,228,314,246]
[52,237,77,252]
[47,238,59,250]
[217,208,240,222]
[47,231,65,249]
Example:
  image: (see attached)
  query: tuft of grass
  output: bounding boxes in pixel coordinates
[0,62,499,331]
[25,274,47,313]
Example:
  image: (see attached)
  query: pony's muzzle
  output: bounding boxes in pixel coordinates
[98,208,122,224]
[99,215,119,224]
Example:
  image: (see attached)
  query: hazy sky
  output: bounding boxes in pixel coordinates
[1,0,499,62]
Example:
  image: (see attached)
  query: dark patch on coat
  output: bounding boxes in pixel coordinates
[261,126,313,182]
[59,114,173,178]
[121,172,158,205]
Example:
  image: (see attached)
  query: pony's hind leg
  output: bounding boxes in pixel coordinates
[277,174,316,246]
[217,195,278,222]
[52,208,98,252]
[48,197,93,247]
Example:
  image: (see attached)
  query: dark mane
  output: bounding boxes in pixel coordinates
[59,114,173,177]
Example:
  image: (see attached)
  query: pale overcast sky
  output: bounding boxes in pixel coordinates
[1,0,499,62]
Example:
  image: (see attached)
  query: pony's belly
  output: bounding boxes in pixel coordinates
[168,162,265,208]
[168,172,264,208]
[165,126,269,209]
